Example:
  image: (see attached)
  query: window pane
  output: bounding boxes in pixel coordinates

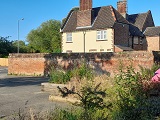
[67,33,72,42]
[97,30,107,40]
[104,34,106,39]
[98,35,100,39]
[104,31,106,39]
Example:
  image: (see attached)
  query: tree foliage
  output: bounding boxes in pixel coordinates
[0,37,15,57]
[27,19,61,53]
[12,40,28,53]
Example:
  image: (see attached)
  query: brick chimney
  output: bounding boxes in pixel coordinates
[117,0,127,18]
[77,0,93,27]
[80,0,92,11]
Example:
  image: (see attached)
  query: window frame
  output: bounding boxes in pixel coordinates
[96,30,107,41]
[66,33,72,43]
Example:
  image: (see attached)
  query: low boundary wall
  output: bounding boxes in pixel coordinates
[0,58,8,66]
[8,51,155,76]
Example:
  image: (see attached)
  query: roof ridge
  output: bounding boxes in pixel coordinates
[61,10,75,32]
[141,10,151,31]
[94,5,112,8]
[147,26,160,29]
[129,12,147,16]
[109,6,116,21]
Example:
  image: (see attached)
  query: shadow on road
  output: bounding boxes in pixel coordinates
[0,77,49,87]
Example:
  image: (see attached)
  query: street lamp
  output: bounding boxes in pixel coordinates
[17,18,24,53]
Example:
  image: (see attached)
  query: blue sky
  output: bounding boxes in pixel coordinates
[0,0,160,42]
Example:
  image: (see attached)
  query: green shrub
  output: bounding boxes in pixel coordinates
[49,68,72,84]
[113,66,145,119]
[113,65,160,120]
[139,64,160,81]
[46,107,109,120]
[48,62,160,120]
[46,108,79,120]
[49,61,94,84]
[72,62,94,80]
[57,80,111,120]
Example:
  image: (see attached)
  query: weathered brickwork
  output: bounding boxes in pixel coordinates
[0,58,8,66]
[133,44,143,51]
[8,52,155,76]
[8,54,46,76]
[117,1,127,14]
[80,0,92,11]
[145,36,160,51]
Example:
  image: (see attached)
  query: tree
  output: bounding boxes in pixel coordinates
[27,19,61,53]
[12,40,28,53]
[0,37,16,57]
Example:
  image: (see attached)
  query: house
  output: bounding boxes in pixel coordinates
[61,0,155,53]
[144,26,160,51]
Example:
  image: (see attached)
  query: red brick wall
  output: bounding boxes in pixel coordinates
[8,53,46,76]
[114,46,124,52]
[145,36,160,51]
[8,52,154,76]
[133,44,143,50]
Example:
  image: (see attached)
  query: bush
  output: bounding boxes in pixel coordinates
[113,65,160,120]
[46,107,109,120]
[48,63,160,119]
[49,68,72,84]
[72,62,94,81]
[139,64,160,81]
[57,79,112,120]
[49,61,94,84]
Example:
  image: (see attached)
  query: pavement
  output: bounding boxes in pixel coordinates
[0,67,67,118]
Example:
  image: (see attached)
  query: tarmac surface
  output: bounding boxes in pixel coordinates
[0,67,67,118]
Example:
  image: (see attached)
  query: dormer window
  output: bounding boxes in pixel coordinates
[66,33,72,42]
[97,30,107,40]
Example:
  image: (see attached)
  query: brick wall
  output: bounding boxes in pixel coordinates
[133,44,143,51]
[8,53,46,76]
[80,0,92,11]
[117,0,127,18]
[8,51,155,76]
[0,58,8,66]
[145,36,160,51]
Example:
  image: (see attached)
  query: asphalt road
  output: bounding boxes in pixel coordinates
[0,67,67,118]
[0,67,8,78]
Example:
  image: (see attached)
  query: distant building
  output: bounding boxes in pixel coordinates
[144,26,160,51]
[61,0,158,53]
